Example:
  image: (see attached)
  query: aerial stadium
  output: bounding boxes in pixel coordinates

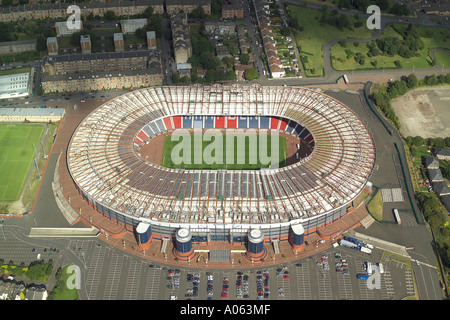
[66,84,376,262]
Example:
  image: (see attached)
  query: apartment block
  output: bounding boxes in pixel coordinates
[171,13,192,64]
[41,50,163,94]
[166,0,211,15]
[46,37,58,56]
[0,39,36,55]
[114,33,125,52]
[80,35,91,54]
[121,19,148,35]
[222,4,244,19]
[146,31,157,49]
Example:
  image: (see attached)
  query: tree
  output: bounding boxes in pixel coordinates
[405,73,418,88]
[425,74,439,86]
[239,53,250,65]
[339,40,347,48]
[412,136,425,146]
[143,6,154,19]
[23,20,39,37]
[103,10,117,21]
[222,56,234,69]
[244,68,260,80]
[430,137,446,149]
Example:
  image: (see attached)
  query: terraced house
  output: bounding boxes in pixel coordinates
[41,50,163,93]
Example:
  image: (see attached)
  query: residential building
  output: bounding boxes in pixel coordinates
[0,39,36,55]
[176,63,191,78]
[222,4,244,19]
[171,13,192,64]
[432,181,450,197]
[0,71,31,100]
[204,21,236,37]
[0,108,65,123]
[24,286,48,300]
[441,195,450,214]
[41,50,163,93]
[46,37,58,56]
[166,0,211,15]
[147,31,157,49]
[0,0,164,23]
[80,34,91,54]
[428,168,444,182]
[434,148,450,161]
[114,33,124,52]
[121,19,148,35]
[425,156,440,169]
[55,21,82,36]
[252,0,285,78]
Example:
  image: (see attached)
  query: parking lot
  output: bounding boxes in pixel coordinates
[65,239,417,300]
[0,229,427,300]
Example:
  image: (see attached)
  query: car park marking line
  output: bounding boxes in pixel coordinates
[316,260,332,300]
[334,253,353,300]
[296,262,311,300]
[381,270,395,299]
[123,259,141,300]
[103,253,123,300]
[144,268,161,300]
[355,257,374,300]
[164,268,181,300]
[86,245,104,300]
[405,270,415,296]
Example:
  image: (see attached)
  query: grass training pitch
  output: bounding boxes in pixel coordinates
[161,132,287,170]
[0,124,44,202]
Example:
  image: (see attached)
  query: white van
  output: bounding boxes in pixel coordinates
[377,263,384,274]
[366,262,372,275]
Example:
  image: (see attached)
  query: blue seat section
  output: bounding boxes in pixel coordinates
[248,116,258,129]
[149,122,160,134]
[183,116,193,129]
[155,119,165,132]
[294,124,304,136]
[238,116,248,129]
[286,120,297,133]
[259,116,270,129]
[204,116,214,128]
[142,125,154,137]
[193,116,203,129]
[299,128,310,139]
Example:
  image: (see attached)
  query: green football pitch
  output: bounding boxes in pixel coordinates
[161,132,287,170]
[0,124,44,202]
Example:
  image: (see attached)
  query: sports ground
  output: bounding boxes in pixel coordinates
[160,132,287,170]
[0,124,44,202]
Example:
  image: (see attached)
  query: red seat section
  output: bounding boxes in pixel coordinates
[172,116,182,129]
[134,137,143,146]
[279,118,289,131]
[270,117,280,129]
[305,134,314,143]
[215,116,225,128]
[227,116,237,128]
[163,117,173,130]
[137,130,149,142]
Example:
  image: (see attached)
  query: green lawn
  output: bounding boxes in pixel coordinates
[367,189,383,222]
[434,50,450,68]
[331,23,450,71]
[285,4,374,77]
[161,132,287,170]
[0,124,44,202]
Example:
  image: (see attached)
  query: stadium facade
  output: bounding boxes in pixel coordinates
[66,84,375,260]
